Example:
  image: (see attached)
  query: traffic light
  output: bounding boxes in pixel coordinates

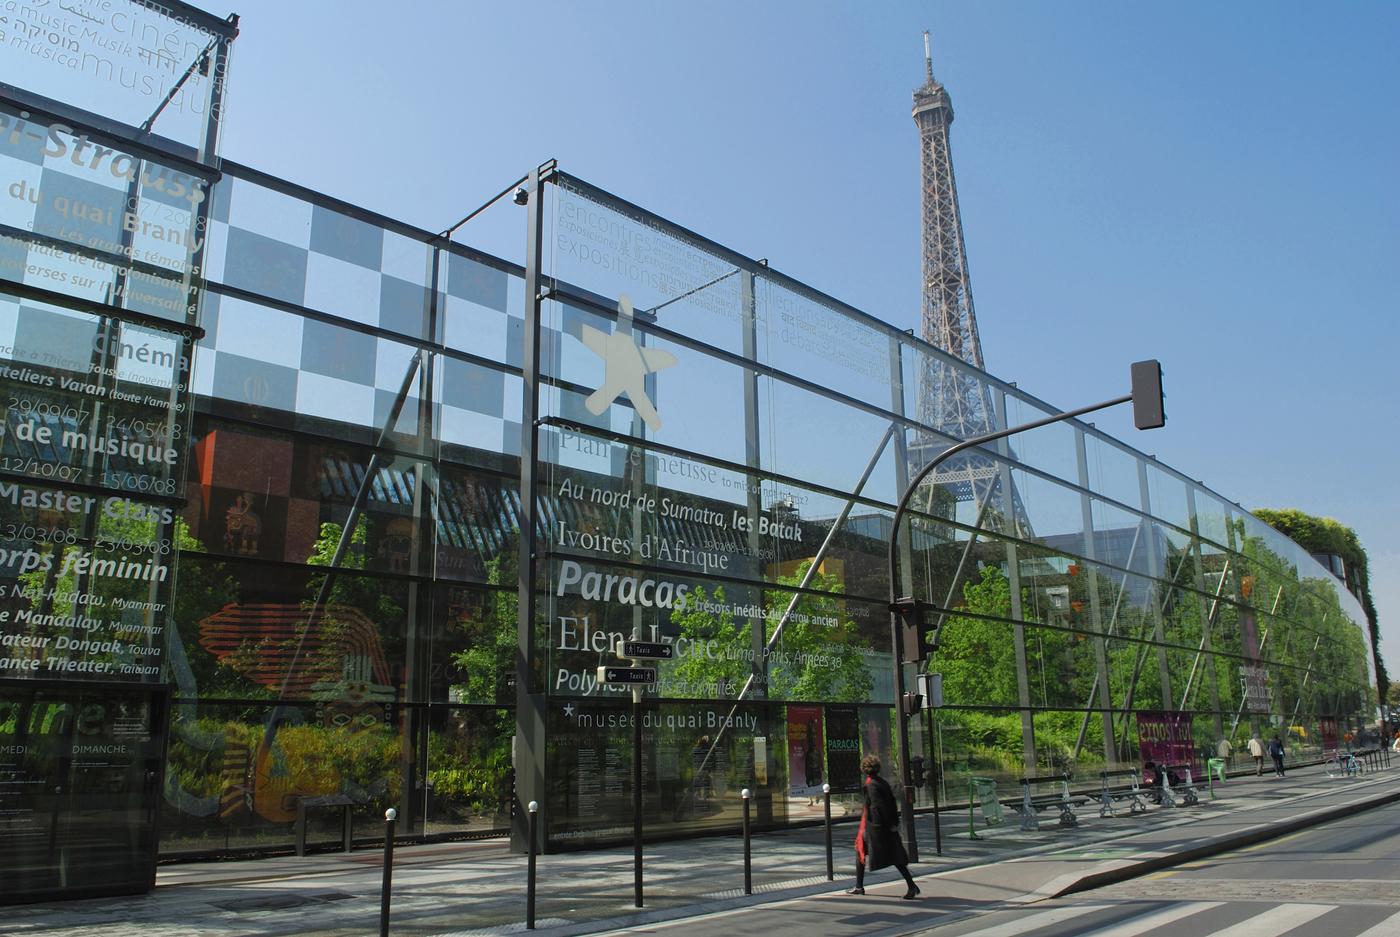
[1130,359,1166,430]
[909,755,926,788]
[891,597,940,662]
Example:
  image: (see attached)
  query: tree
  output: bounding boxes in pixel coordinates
[937,564,1018,707]
[665,562,875,703]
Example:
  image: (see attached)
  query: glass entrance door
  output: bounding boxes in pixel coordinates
[0,680,168,904]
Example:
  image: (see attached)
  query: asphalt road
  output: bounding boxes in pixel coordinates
[909,800,1400,936]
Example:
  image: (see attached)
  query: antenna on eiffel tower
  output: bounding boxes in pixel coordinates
[910,29,1029,532]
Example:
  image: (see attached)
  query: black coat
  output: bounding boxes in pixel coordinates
[860,774,909,871]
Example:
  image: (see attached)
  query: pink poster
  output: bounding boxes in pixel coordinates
[786,705,825,797]
[1136,710,1197,774]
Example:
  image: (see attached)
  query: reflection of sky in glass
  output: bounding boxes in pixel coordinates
[1146,463,1191,534]
[374,341,417,393]
[759,377,896,500]
[295,371,374,425]
[755,278,892,412]
[1011,469,1086,545]
[212,295,302,367]
[304,251,383,326]
[227,178,311,246]
[0,1,226,150]
[1084,435,1143,510]
[553,186,743,357]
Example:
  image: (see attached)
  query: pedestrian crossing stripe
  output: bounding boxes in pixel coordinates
[949,903,1123,937]
[1079,901,1226,936]
[1204,903,1333,937]
[1356,911,1400,937]
[963,901,1400,937]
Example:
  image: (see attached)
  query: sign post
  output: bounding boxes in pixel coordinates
[598,642,666,908]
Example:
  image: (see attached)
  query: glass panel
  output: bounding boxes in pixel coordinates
[933,708,1024,805]
[899,338,1003,439]
[423,704,513,837]
[545,698,784,845]
[162,699,409,855]
[1195,491,1232,551]
[1024,624,1095,710]
[1,682,167,899]
[1002,392,1080,481]
[754,276,895,412]
[167,554,410,703]
[0,3,230,151]
[759,376,899,501]
[0,107,209,327]
[1145,464,1191,534]
[552,181,745,357]
[1010,468,1085,546]
[1083,433,1144,510]
[937,609,1021,708]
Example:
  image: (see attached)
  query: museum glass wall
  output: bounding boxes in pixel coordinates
[0,0,1374,878]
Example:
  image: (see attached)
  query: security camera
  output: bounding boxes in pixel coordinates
[512,187,529,206]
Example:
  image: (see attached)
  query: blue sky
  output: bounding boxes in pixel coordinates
[207,2,1399,666]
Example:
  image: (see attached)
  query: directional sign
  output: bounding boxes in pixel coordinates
[623,641,674,660]
[597,666,657,685]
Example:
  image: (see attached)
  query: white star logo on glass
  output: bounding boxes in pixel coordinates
[580,294,677,432]
[563,703,575,718]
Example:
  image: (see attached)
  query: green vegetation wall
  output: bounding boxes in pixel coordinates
[1253,508,1387,704]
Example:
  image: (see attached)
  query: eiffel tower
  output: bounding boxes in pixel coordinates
[911,31,1025,535]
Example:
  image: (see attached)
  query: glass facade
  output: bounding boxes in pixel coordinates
[0,0,1374,893]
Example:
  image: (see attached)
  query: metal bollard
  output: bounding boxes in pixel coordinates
[823,783,833,881]
[741,788,752,896]
[527,801,538,930]
[380,807,397,937]
[968,778,979,840]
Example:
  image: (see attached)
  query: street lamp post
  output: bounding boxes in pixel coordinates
[887,361,1164,861]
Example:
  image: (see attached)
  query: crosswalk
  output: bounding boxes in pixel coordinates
[944,900,1400,937]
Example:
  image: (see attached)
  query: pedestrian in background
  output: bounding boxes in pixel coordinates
[1268,734,1286,777]
[1248,734,1265,775]
[847,755,919,900]
[1217,737,1233,766]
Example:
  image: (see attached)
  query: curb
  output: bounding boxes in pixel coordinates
[1050,782,1400,900]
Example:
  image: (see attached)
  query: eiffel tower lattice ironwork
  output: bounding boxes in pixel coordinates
[911,31,1026,532]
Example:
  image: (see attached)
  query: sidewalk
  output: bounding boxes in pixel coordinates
[9,763,1400,937]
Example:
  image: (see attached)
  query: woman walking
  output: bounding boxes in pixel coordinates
[847,754,920,899]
